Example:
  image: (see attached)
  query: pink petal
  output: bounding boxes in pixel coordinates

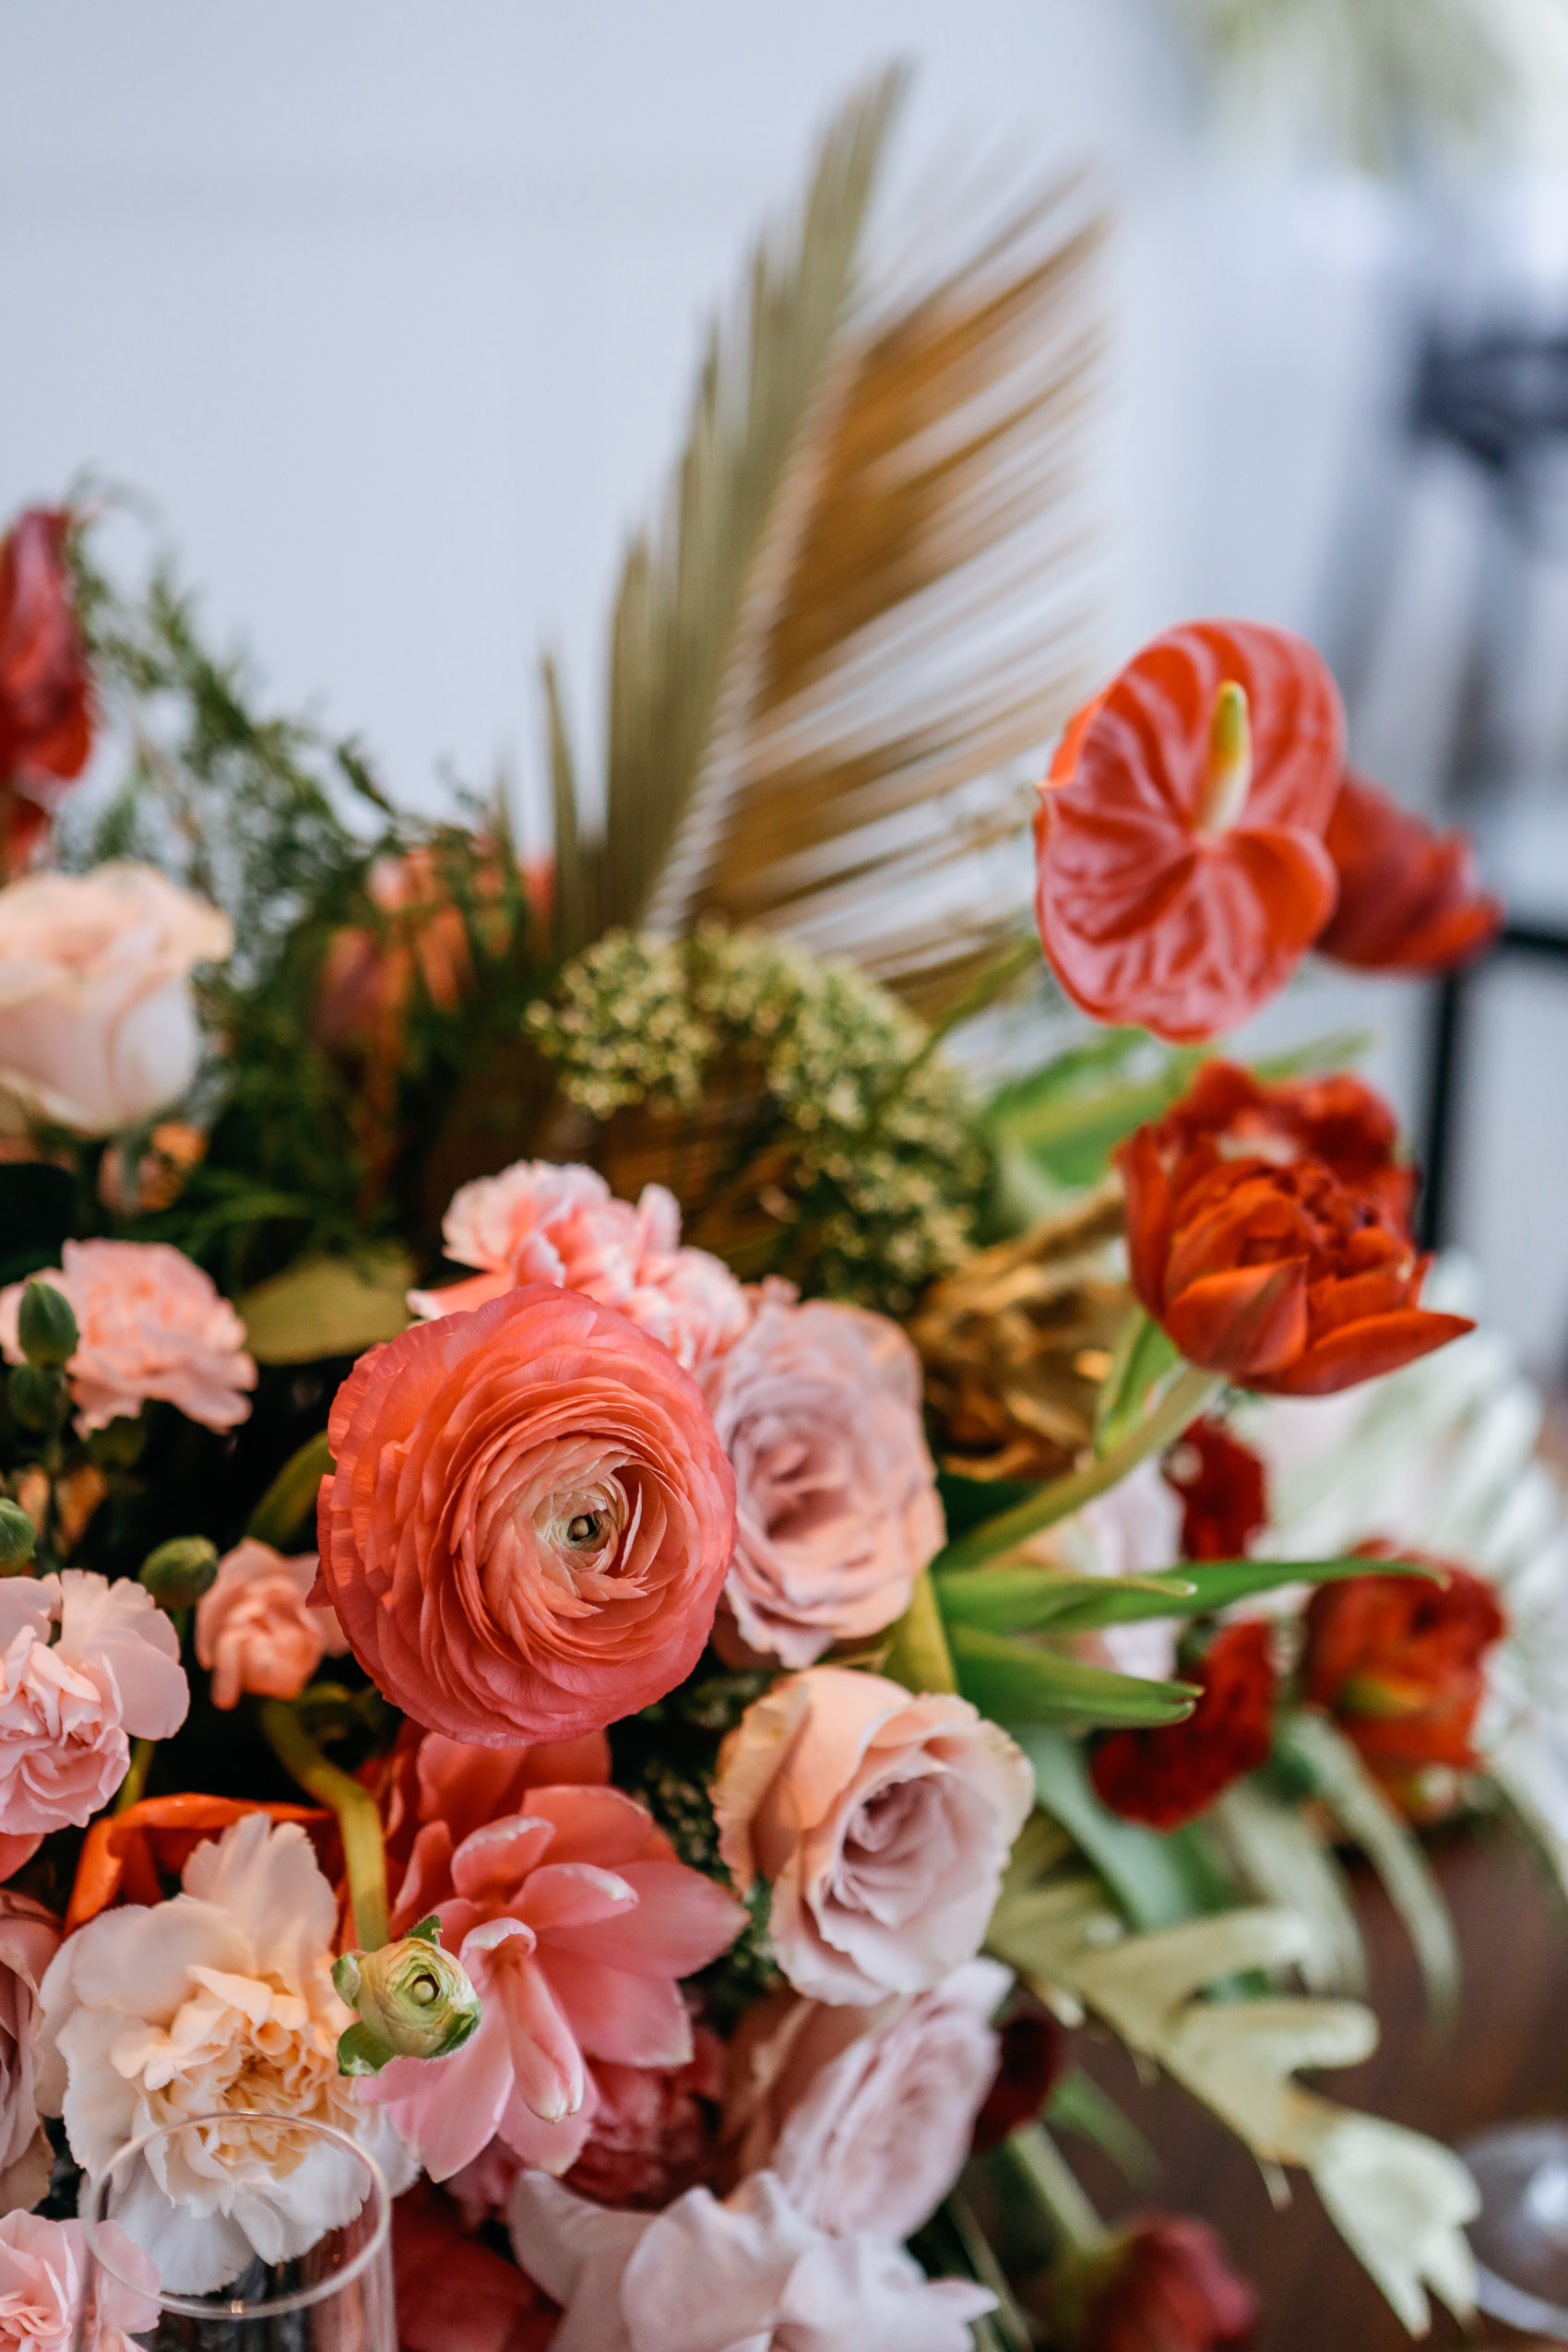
[496,2077,600,2177]
[540,1859,744,1978]
[450,1814,556,1899]
[518,1785,661,1869]
[538,1950,694,2069]
[495,1949,587,2122]
[516,1861,636,1935]
[367,2007,515,2180]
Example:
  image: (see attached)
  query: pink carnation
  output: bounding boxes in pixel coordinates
[410,1159,749,1372]
[702,1297,944,1667]
[0,1573,188,1877]
[0,1240,255,1434]
[195,1540,350,1710]
[0,2212,157,2352]
[361,1729,744,2182]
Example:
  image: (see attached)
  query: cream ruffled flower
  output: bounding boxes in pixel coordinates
[36,1813,413,2294]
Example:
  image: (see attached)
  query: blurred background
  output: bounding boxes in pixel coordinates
[3,0,1567,1372]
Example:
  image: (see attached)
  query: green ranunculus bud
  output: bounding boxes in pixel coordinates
[0,1502,36,1572]
[138,1535,220,1610]
[16,1280,77,1370]
[6,1363,61,1433]
[331,1917,481,2076]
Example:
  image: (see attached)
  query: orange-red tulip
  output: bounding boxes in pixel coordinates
[1316,769,1503,975]
[1117,1063,1472,1395]
[1034,621,1343,1042]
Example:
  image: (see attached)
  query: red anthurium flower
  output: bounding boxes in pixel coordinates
[1117,1062,1473,1396]
[1089,1620,1276,1831]
[1302,1543,1505,1812]
[1163,1417,1268,1562]
[1034,620,1343,1043]
[0,508,93,875]
[1316,770,1503,976]
[1063,2214,1260,2351]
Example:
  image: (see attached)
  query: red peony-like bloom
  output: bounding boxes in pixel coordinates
[1163,1418,1268,1562]
[1316,771,1502,976]
[1033,621,1343,1043]
[564,2036,723,2211]
[1069,2214,1259,2351]
[969,1995,1064,2154]
[0,510,93,876]
[1117,1063,1473,1396]
[1301,1545,1505,1808]
[393,2180,555,2352]
[1090,1621,1277,1830]
[316,1285,737,1745]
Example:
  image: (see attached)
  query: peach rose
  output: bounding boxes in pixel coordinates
[0,1573,188,1877]
[0,862,231,1135]
[0,1240,256,1435]
[0,2212,157,2352]
[723,1958,1008,2240]
[317,1284,737,1744]
[195,1540,350,1709]
[0,1895,60,2214]
[410,1161,749,1373]
[713,1669,1032,2005]
[701,1297,944,1667]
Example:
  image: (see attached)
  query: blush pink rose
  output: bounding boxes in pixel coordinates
[0,861,232,1136]
[0,1894,60,2212]
[0,1573,188,1877]
[316,1285,737,1745]
[362,1728,744,2184]
[509,2168,995,2352]
[0,2212,158,2352]
[701,1298,944,1668]
[0,1240,256,1435]
[195,1540,350,1710]
[410,1160,749,1373]
[713,1668,1032,2005]
[724,1958,1008,2239]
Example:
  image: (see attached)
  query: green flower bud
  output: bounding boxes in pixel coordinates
[331,1918,481,2075]
[139,1535,220,1610]
[0,1503,36,1573]
[17,1280,77,1370]
[6,1363,61,1433]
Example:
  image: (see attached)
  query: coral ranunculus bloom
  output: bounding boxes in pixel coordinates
[1034,621,1344,1042]
[316,1285,737,1745]
[1316,770,1503,976]
[1117,1063,1474,1395]
[1089,1621,1277,1831]
[0,510,93,877]
[1301,1548,1505,1805]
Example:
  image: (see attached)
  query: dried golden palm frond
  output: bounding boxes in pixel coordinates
[548,66,1107,1016]
[908,1180,1129,1482]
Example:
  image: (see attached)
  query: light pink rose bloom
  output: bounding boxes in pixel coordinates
[0,1573,187,1877]
[409,1159,748,1372]
[0,2212,158,2352]
[509,2168,994,2352]
[0,1240,256,1434]
[195,1540,350,1710]
[724,1957,1008,2239]
[362,1731,744,2182]
[0,1894,60,2215]
[713,1668,1032,2005]
[0,862,232,1135]
[701,1298,944,1667]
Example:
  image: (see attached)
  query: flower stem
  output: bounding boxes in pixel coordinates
[883,1569,958,1694]
[932,1362,1221,1572]
[259,1698,390,1950]
[113,1738,155,1814]
[1004,2124,1109,2254]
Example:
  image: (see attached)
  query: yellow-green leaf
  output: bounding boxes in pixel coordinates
[239,1250,414,1366]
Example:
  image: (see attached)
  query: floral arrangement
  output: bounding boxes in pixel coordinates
[0,76,1547,2352]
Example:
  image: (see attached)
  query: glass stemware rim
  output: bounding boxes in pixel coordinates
[80,2110,391,2320]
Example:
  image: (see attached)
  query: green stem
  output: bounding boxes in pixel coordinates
[933,1362,1221,1572]
[1004,2123,1110,2254]
[259,1698,389,1950]
[114,1738,156,1813]
[882,1569,958,1694]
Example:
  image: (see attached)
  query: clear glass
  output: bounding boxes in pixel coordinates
[73,2114,394,2352]
[1461,2120,1568,2341]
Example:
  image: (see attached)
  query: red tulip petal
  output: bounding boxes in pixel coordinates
[1253,1309,1475,1395]
[1165,1258,1310,1377]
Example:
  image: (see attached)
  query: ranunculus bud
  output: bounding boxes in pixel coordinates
[332,1918,481,2075]
[138,1535,220,1610]
[15,1281,77,1371]
[0,1504,34,1573]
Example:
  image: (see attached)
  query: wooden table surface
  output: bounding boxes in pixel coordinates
[1063,1823,1568,2348]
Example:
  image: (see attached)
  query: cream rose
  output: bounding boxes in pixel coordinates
[35,1813,413,2294]
[0,863,232,1135]
[724,1958,1009,2240]
[713,1668,1032,2005]
[701,1297,944,1668]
